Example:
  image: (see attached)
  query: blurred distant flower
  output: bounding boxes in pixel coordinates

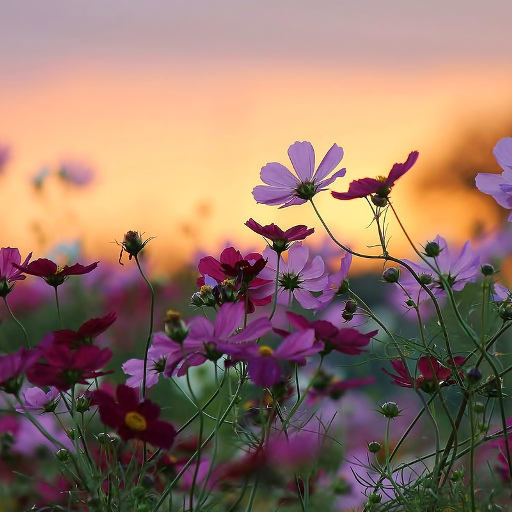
[93,384,176,449]
[58,160,94,186]
[307,369,375,403]
[253,141,345,208]
[13,258,98,288]
[0,144,10,174]
[245,218,314,254]
[332,151,418,202]
[475,138,512,221]
[0,247,32,297]
[258,243,328,310]
[400,235,480,302]
[31,167,50,189]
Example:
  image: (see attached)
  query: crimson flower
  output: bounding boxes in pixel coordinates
[284,311,377,355]
[196,247,272,312]
[52,312,117,348]
[383,356,464,393]
[0,247,32,297]
[332,151,418,202]
[93,384,176,449]
[13,258,98,288]
[245,218,314,254]
[27,344,112,391]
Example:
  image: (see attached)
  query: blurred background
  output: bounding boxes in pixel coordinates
[1,0,512,275]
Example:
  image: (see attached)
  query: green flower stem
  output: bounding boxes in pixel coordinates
[2,296,30,348]
[54,286,64,329]
[134,254,155,400]
[268,254,281,321]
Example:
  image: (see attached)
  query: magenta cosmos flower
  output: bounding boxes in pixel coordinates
[164,301,272,377]
[0,347,40,394]
[475,138,512,221]
[0,247,32,297]
[332,151,418,202]
[383,356,464,393]
[253,141,345,208]
[13,258,98,288]
[223,328,323,388]
[93,384,176,449]
[258,243,328,310]
[245,218,314,254]
[284,311,377,355]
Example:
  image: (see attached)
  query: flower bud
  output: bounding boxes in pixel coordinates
[499,302,512,320]
[424,241,442,257]
[450,469,464,482]
[344,300,357,314]
[380,401,400,418]
[405,299,416,307]
[96,432,116,445]
[367,441,381,453]
[466,367,482,384]
[56,448,71,461]
[371,194,388,207]
[480,375,503,397]
[66,428,78,440]
[382,267,399,283]
[118,230,154,265]
[418,273,434,285]
[341,310,354,322]
[480,263,495,276]
[473,401,485,414]
[164,310,189,343]
[76,393,92,413]
[368,493,382,504]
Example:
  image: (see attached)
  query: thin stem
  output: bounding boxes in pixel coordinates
[54,286,64,329]
[2,296,30,348]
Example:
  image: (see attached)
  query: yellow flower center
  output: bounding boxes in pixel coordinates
[125,411,147,431]
[55,266,64,274]
[376,175,387,183]
[259,345,274,357]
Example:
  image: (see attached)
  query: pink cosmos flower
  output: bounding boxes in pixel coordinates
[93,384,176,449]
[15,386,61,414]
[258,242,328,310]
[0,247,32,297]
[13,258,98,288]
[283,311,377,355]
[245,218,314,254]
[475,138,512,221]
[253,141,345,208]
[164,302,272,377]
[223,328,323,388]
[0,347,40,394]
[400,235,480,302]
[123,341,171,388]
[332,151,418,201]
[315,251,352,309]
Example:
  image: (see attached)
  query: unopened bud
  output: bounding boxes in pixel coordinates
[382,267,399,283]
[424,241,442,257]
[481,263,495,276]
[466,367,482,384]
[344,300,357,314]
[367,441,381,453]
[499,302,512,320]
[56,448,71,461]
[164,310,189,343]
[380,401,400,418]
[368,493,382,504]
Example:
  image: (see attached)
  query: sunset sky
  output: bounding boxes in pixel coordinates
[1,1,512,274]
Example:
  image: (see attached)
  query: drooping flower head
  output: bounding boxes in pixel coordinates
[0,247,32,297]
[475,138,512,221]
[332,151,418,205]
[245,218,314,254]
[93,384,176,449]
[257,243,328,310]
[12,258,98,288]
[253,141,345,208]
